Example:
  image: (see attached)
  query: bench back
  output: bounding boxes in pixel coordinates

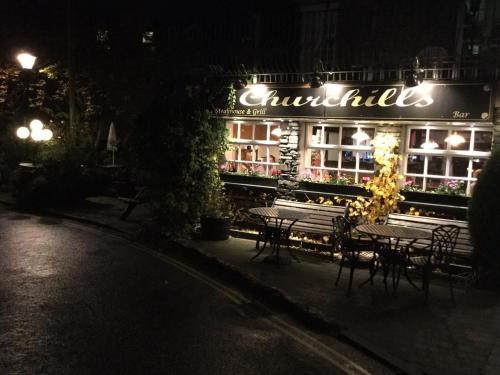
[386,213,473,259]
[273,198,346,235]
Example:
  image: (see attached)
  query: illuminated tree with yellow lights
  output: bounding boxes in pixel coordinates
[339,133,404,224]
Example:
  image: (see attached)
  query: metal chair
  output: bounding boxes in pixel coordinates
[333,216,377,296]
[405,224,460,304]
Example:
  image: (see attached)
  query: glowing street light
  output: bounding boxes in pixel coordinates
[17,53,37,69]
[41,129,53,141]
[29,119,43,131]
[31,129,44,141]
[16,119,53,142]
[16,127,30,139]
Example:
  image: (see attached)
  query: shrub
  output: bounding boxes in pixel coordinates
[468,148,500,289]
[339,133,404,224]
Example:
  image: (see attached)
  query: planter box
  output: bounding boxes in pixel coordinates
[296,181,370,198]
[220,173,278,188]
[400,190,469,207]
[399,191,469,220]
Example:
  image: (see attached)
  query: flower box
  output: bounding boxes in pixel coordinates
[297,181,370,197]
[220,173,278,188]
[400,190,469,207]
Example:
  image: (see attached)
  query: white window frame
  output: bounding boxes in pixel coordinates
[224,120,280,177]
[404,125,492,196]
[304,122,376,184]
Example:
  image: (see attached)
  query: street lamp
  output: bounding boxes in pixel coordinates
[17,53,37,70]
[16,119,53,142]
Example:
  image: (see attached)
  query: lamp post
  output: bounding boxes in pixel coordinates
[16,119,53,142]
[17,53,37,70]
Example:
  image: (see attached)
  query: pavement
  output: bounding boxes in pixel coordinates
[1,191,499,375]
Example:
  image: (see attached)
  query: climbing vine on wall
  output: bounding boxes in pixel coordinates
[227,83,236,109]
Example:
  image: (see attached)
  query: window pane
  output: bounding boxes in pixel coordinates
[240,145,256,161]
[311,126,322,144]
[409,129,426,148]
[341,128,355,145]
[254,124,267,141]
[240,124,253,141]
[428,156,445,175]
[428,130,447,149]
[474,131,493,151]
[450,157,469,177]
[360,127,375,145]
[472,158,487,174]
[341,150,356,168]
[224,145,238,163]
[259,147,279,164]
[406,154,424,174]
[324,127,340,145]
[324,149,339,167]
[450,130,470,150]
[270,125,281,141]
[359,151,375,170]
[310,150,322,167]
[227,123,238,140]
[427,178,443,191]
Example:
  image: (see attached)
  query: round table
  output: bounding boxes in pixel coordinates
[248,207,309,265]
[355,224,431,241]
[356,224,432,294]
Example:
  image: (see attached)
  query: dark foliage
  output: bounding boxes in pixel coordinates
[127,81,227,239]
[468,148,500,289]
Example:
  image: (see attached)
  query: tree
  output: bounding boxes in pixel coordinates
[468,148,500,289]
[128,81,228,239]
[339,133,404,224]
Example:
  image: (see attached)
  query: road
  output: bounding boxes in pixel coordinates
[0,208,394,375]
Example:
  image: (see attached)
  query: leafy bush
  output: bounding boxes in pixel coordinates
[340,133,404,224]
[468,148,500,289]
[128,86,228,239]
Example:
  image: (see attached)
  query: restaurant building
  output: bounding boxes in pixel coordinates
[216,69,499,215]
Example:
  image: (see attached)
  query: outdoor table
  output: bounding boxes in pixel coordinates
[356,224,432,294]
[248,207,309,265]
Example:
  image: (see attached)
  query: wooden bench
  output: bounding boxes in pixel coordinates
[118,186,147,220]
[386,213,473,268]
[272,198,347,236]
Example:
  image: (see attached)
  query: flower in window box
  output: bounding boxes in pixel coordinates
[300,169,313,182]
[433,179,465,196]
[401,179,422,192]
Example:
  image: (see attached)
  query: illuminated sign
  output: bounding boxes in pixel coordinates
[215,83,493,121]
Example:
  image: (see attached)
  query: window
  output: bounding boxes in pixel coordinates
[404,126,492,195]
[302,123,375,184]
[222,121,280,177]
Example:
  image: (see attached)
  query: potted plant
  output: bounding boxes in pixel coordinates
[200,187,232,241]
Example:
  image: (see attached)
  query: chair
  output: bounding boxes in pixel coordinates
[405,224,460,304]
[333,216,377,296]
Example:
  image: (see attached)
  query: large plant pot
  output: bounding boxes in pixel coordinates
[200,215,231,241]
